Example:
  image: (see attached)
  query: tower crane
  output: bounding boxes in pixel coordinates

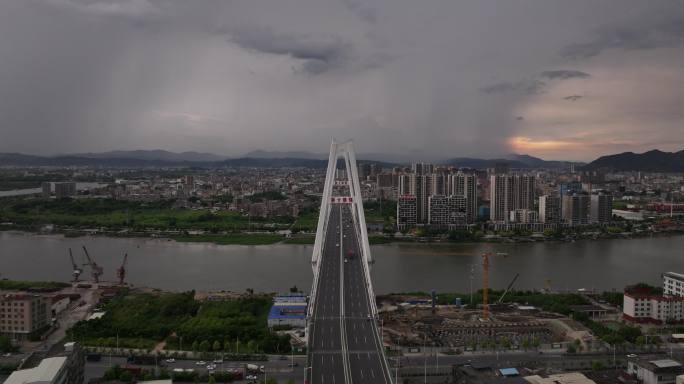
[481,251,508,320]
[116,253,128,285]
[68,248,82,282]
[82,246,103,284]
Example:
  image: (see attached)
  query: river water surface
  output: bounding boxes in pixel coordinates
[1,231,682,294]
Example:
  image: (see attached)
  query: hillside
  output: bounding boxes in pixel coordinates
[584,149,684,172]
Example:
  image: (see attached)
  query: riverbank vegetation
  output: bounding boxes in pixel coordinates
[67,291,291,354]
[0,279,70,292]
[0,198,292,231]
[173,234,283,245]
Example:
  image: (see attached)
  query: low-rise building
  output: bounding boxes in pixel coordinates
[267,304,307,329]
[623,290,684,324]
[524,372,596,384]
[267,293,307,329]
[664,272,684,298]
[627,359,683,384]
[4,342,84,384]
[0,293,49,341]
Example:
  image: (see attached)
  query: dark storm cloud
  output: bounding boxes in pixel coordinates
[564,95,583,101]
[482,70,589,95]
[227,27,354,75]
[340,0,377,24]
[480,80,545,95]
[1,0,684,161]
[540,70,590,80]
[561,14,684,59]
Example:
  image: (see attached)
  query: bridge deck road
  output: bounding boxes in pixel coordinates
[309,204,345,383]
[341,205,392,384]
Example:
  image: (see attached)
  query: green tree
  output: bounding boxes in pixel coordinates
[191,340,199,351]
[635,336,646,348]
[591,361,605,371]
[532,337,540,349]
[521,339,530,351]
[0,336,12,353]
[119,370,133,383]
[208,376,216,384]
[212,340,222,351]
[199,340,211,352]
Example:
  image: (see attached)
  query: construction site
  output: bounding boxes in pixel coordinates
[377,251,600,352]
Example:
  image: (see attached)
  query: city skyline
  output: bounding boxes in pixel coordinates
[1,1,684,160]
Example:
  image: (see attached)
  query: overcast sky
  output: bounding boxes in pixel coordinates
[1,0,684,161]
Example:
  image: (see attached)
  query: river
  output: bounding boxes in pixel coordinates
[1,231,682,294]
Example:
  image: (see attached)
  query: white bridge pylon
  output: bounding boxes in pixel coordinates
[308,139,377,319]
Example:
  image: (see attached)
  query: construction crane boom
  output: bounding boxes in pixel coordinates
[82,246,103,284]
[497,273,520,304]
[116,253,128,285]
[68,248,82,282]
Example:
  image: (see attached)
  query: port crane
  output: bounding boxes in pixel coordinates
[481,251,508,320]
[116,253,128,285]
[68,248,82,282]
[82,246,103,283]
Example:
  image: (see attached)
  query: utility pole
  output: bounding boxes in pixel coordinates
[423,334,427,384]
[469,263,475,306]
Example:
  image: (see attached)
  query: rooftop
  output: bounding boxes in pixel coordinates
[268,305,307,320]
[524,372,596,384]
[4,356,67,384]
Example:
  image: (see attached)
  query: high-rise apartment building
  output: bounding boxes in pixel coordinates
[54,182,76,199]
[448,172,477,223]
[509,209,539,224]
[539,195,561,224]
[401,173,432,224]
[428,195,467,229]
[430,173,446,196]
[412,163,434,175]
[490,174,512,222]
[490,174,535,223]
[41,182,51,198]
[590,193,613,223]
[0,293,49,341]
[561,193,590,226]
[397,195,417,230]
[513,175,535,212]
[357,163,371,180]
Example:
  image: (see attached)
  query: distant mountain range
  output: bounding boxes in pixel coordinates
[583,150,684,172]
[0,150,581,170]
[3,149,680,172]
[0,151,328,168]
[442,154,582,170]
[70,150,226,162]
